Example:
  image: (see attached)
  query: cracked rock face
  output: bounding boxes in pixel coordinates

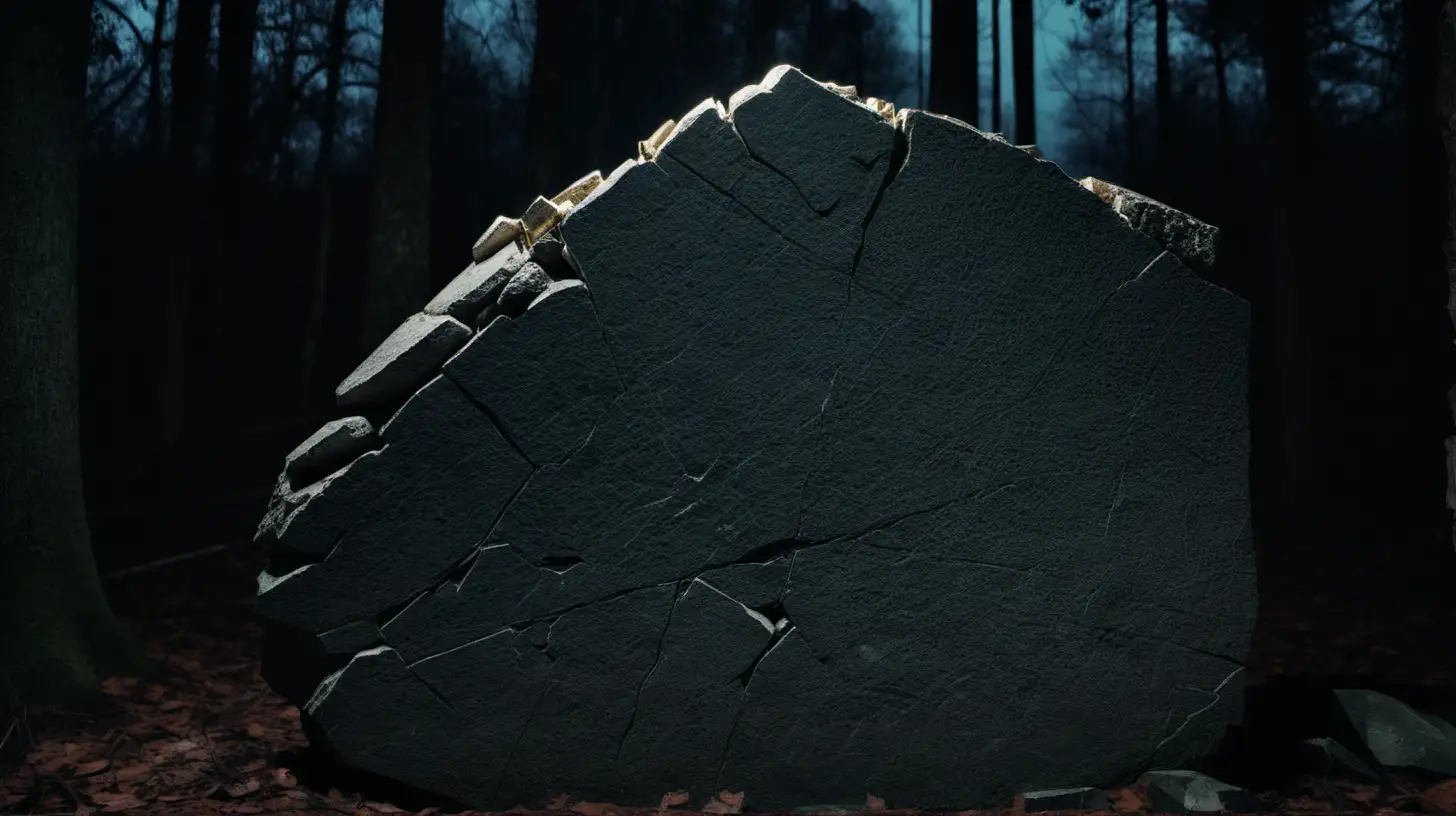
[255,65,1254,810]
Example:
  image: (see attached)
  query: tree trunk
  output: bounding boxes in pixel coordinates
[1124,0,1136,178]
[1153,0,1171,181]
[300,0,352,409]
[0,0,148,706]
[929,0,979,128]
[1421,0,1456,536]
[746,0,782,76]
[359,0,446,353]
[992,0,1002,132]
[1010,0,1035,145]
[269,0,303,189]
[845,0,871,92]
[156,0,213,452]
[203,0,261,431]
[1209,0,1232,217]
[805,0,830,81]
[145,0,169,159]
[1263,0,1320,511]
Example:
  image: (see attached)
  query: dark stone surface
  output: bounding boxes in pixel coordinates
[258,65,1254,811]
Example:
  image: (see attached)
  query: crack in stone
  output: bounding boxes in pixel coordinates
[403,662,457,713]
[493,677,557,804]
[856,540,1039,573]
[656,152,827,265]
[694,578,780,633]
[713,625,796,793]
[447,376,539,469]
[793,125,909,538]
[616,581,684,766]
[1095,627,1247,667]
[1153,666,1245,754]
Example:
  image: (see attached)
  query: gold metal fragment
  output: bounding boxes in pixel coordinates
[471,215,524,262]
[551,170,603,207]
[863,97,895,120]
[638,118,678,160]
[520,195,565,244]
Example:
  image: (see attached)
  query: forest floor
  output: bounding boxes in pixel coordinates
[4,516,1456,816]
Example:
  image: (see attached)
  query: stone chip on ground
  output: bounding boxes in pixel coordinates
[256,64,1255,811]
[1143,771,1262,813]
[1329,689,1456,777]
[1020,786,1112,812]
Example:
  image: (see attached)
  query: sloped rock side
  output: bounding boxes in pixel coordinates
[254,65,1254,811]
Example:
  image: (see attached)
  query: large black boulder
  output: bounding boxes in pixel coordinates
[254,65,1254,811]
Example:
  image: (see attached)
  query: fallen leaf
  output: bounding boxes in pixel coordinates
[705,790,745,814]
[157,700,189,712]
[1348,786,1381,804]
[90,791,148,812]
[865,793,888,812]
[546,792,573,810]
[572,801,616,816]
[210,778,262,800]
[658,790,691,811]
[74,758,111,776]
[243,722,267,739]
[1421,780,1456,814]
[113,763,152,783]
[1284,794,1334,812]
[271,767,297,788]
[1110,786,1146,813]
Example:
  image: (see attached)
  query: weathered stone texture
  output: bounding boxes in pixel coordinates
[256,65,1254,811]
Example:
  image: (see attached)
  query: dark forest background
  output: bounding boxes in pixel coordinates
[28,0,1456,585]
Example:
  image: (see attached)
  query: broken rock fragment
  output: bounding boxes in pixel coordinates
[1329,689,1456,777]
[471,214,524,262]
[424,241,528,323]
[283,416,377,487]
[258,65,1254,812]
[1081,176,1219,278]
[1020,787,1111,812]
[334,313,471,409]
[1143,771,1261,814]
[493,261,553,317]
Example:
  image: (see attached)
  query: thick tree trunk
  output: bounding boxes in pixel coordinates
[203,0,261,430]
[1430,0,1456,538]
[805,0,830,81]
[1209,0,1232,217]
[1263,0,1321,511]
[1153,0,1171,179]
[746,0,782,77]
[0,0,148,706]
[145,0,169,159]
[929,0,979,128]
[156,0,213,452]
[1010,0,1035,145]
[359,0,447,353]
[1124,0,1136,178]
[300,0,352,409]
[991,0,1002,132]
